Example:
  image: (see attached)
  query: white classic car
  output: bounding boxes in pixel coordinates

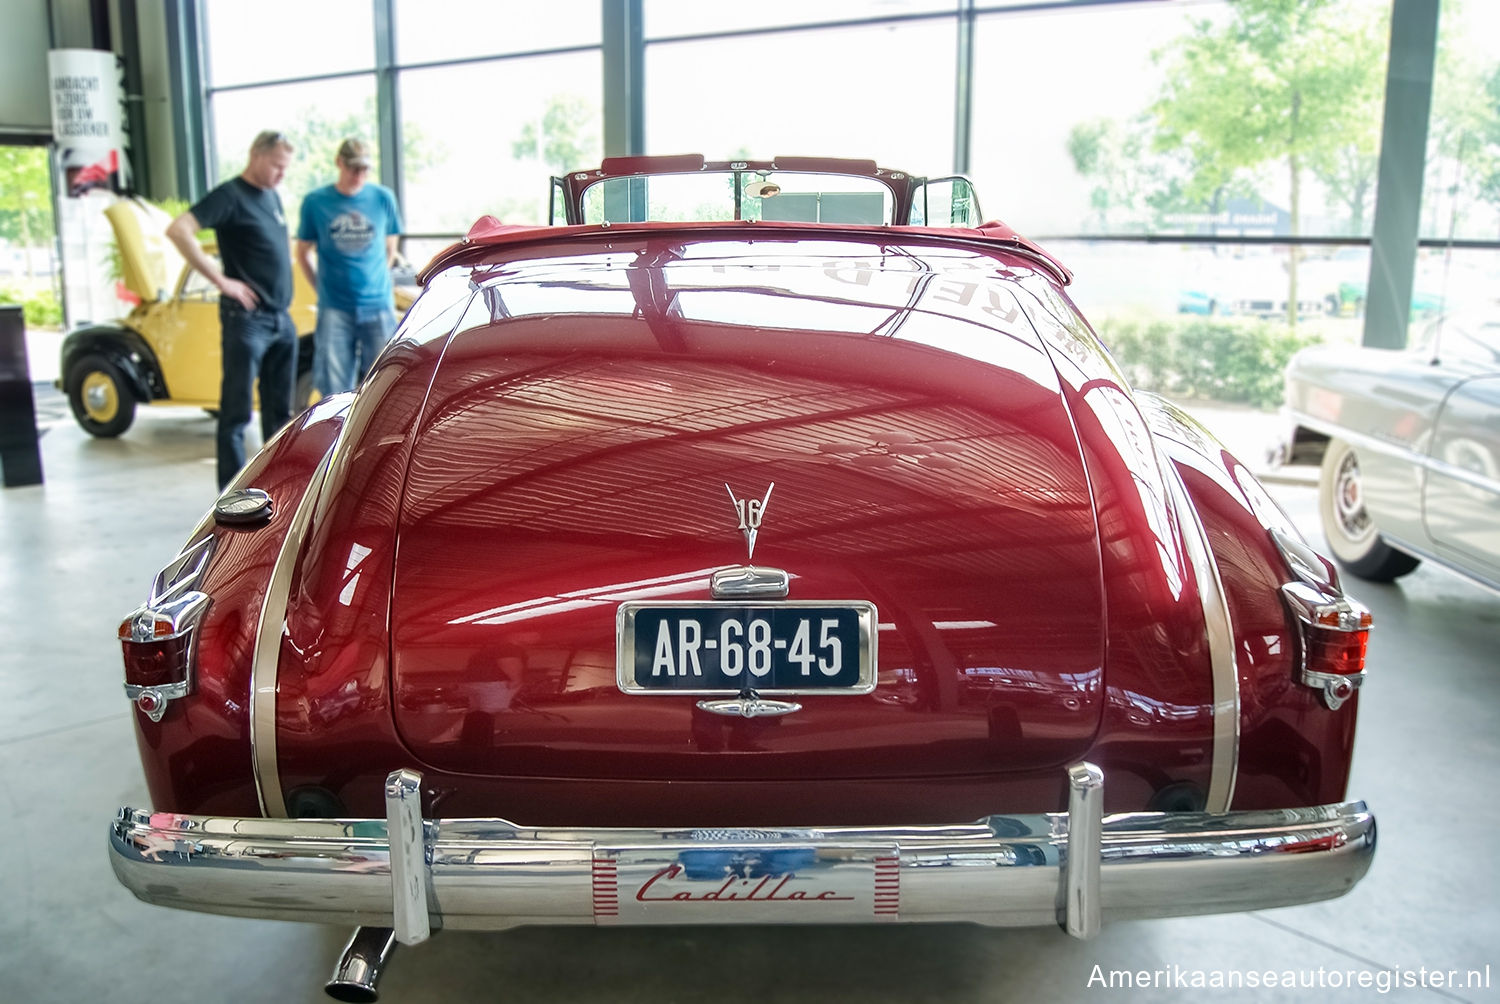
[1281,314,1500,590]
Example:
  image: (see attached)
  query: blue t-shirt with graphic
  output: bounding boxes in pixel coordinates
[297,183,403,313]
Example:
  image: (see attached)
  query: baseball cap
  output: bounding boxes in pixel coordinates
[337,138,372,169]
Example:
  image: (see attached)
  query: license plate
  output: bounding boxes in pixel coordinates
[616,601,877,695]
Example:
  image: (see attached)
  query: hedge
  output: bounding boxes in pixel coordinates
[0,286,63,330]
[1100,317,1321,409]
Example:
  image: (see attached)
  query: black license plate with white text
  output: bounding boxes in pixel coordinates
[617,602,876,695]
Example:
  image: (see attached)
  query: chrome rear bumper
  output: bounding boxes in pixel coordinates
[110,764,1374,942]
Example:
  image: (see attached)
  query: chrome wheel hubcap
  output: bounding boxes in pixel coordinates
[81,372,118,423]
[1333,452,1372,544]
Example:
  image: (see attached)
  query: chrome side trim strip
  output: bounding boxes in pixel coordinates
[1063,762,1103,939]
[386,769,431,945]
[1164,462,1240,814]
[1379,533,1500,597]
[249,449,336,818]
[1288,410,1500,497]
[1423,454,1500,495]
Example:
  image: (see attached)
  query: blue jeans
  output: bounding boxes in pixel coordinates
[313,305,397,396]
[218,303,296,489]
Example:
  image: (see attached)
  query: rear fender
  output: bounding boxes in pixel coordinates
[126,397,351,814]
[1138,393,1358,810]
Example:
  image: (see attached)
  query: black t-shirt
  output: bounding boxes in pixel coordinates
[190,177,293,311]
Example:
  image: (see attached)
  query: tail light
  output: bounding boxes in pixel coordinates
[120,536,215,722]
[1271,528,1372,711]
[1279,581,1372,710]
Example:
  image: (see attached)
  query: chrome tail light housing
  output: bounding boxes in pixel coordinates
[1271,528,1373,711]
[1279,581,1373,710]
[119,535,215,722]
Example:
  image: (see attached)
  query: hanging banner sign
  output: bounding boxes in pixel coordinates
[48,48,129,196]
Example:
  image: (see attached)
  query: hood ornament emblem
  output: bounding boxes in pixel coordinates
[725,482,774,563]
[714,483,788,599]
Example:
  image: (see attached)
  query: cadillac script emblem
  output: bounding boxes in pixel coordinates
[725,483,774,562]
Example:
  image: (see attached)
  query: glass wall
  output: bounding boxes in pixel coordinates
[203,0,375,87]
[971,1,1392,241]
[644,18,954,170]
[196,1,1491,249]
[189,0,1498,426]
[394,0,601,61]
[399,51,602,233]
[200,0,602,236]
[1427,0,1500,243]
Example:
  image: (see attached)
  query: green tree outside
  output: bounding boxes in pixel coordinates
[510,93,601,224]
[511,94,597,177]
[1066,114,1233,233]
[1150,0,1388,327]
[1424,44,1500,241]
[1067,117,1149,232]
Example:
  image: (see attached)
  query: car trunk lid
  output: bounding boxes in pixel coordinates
[386,252,1108,781]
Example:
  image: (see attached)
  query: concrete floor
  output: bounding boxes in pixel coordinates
[2,392,1496,1003]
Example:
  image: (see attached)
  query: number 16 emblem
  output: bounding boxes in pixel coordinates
[725,482,774,563]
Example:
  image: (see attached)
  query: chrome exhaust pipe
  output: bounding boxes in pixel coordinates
[325,926,398,1002]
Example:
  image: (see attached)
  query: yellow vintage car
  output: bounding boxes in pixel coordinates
[59,198,415,437]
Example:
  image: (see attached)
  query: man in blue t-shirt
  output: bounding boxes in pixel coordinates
[295,138,404,396]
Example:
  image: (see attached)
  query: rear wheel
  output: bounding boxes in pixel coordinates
[1318,437,1421,581]
[67,354,136,437]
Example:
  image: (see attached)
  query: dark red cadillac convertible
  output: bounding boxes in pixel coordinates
[111,157,1375,1001]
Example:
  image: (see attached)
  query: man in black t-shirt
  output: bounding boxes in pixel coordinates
[166,130,297,489]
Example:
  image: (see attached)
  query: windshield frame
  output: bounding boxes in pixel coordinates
[552,155,921,226]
